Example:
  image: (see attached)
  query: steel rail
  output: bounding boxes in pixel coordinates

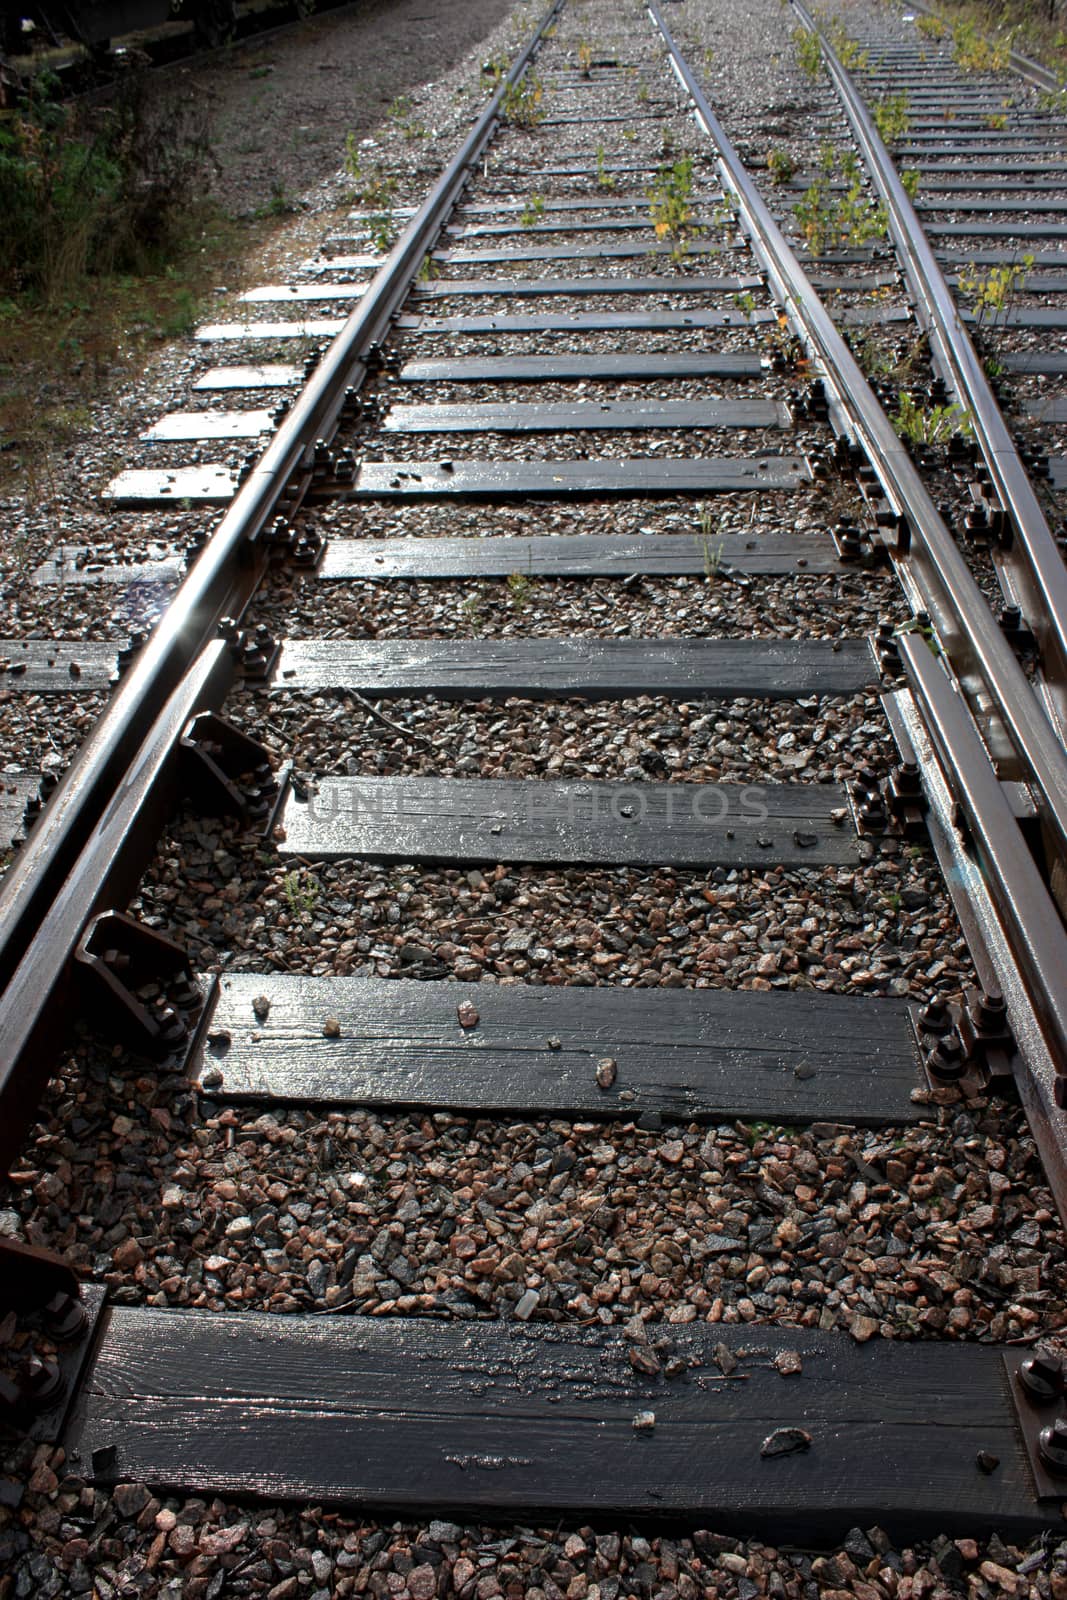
[904,0,1064,95]
[894,635,1067,1190]
[793,0,1067,746]
[0,643,236,1173]
[645,0,1067,863]
[0,0,562,1004]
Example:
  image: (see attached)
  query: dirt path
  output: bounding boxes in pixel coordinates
[171,0,516,219]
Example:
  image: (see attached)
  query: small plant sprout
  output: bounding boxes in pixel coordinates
[958,254,1034,329]
[1038,84,1067,115]
[793,25,823,80]
[595,143,616,190]
[766,148,795,185]
[501,75,545,128]
[520,193,546,228]
[702,534,725,579]
[353,168,398,209]
[827,18,869,72]
[649,156,696,261]
[577,40,593,76]
[460,591,485,636]
[892,391,973,448]
[986,111,1008,130]
[873,92,910,142]
[368,213,398,253]
[793,148,887,256]
[900,169,921,201]
[505,572,536,610]
[284,868,320,916]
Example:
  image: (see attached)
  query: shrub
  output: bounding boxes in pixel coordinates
[0,71,213,303]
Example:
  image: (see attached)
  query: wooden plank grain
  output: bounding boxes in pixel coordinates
[270,638,877,699]
[381,399,789,434]
[410,276,762,300]
[278,776,857,867]
[32,547,183,589]
[141,411,275,443]
[318,532,841,579]
[396,310,768,333]
[67,1311,1047,1538]
[194,366,303,391]
[397,353,766,382]
[194,320,344,341]
[0,640,119,692]
[431,238,736,265]
[196,972,922,1123]
[353,458,811,500]
[102,467,236,508]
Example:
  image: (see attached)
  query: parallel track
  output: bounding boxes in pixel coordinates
[4,0,1067,1543]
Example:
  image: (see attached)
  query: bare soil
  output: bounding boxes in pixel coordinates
[174,0,516,220]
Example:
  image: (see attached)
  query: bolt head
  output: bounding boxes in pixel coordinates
[1039,1418,1067,1473]
[928,1032,967,1081]
[1020,1353,1064,1402]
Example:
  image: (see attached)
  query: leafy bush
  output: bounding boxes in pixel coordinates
[0,71,213,303]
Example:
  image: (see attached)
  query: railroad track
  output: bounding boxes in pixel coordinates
[4,0,1067,1566]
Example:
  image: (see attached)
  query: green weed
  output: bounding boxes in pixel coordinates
[958,254,1033,327]
[460,592,485,635]
[284,868,320,916]
[827,18,869,71]
[520,193,545,228]
[0,70,212,305]
[766,148,795,184]
[505,572,537,610]
[874,92,910,142]
[793,151,888,255]
[368,213,398,253]
[255,179,295,219]
[892,391,972,446]
[793,25,823,79]
[649,156,696,260]
[952,18,1012,71]
[501,75,546,127]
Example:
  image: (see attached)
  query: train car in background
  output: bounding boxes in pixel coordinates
[1,0,239,62]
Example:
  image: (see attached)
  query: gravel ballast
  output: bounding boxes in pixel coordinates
[3,0,1067,1588]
